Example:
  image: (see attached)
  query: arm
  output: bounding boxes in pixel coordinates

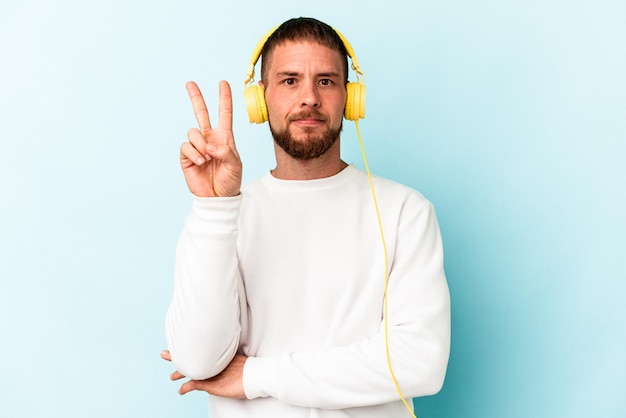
[165,81,244,380]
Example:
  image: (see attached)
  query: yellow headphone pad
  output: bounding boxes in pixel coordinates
[345,81,366,121]
[244,85,268,124]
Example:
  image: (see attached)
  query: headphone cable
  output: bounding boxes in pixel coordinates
[355,120,417,418]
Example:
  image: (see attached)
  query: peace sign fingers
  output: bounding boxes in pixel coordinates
[180,80,242,198]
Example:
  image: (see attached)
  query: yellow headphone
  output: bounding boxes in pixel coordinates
[243,26,366,124]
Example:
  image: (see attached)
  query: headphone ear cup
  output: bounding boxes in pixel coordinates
[244,85,268,124]
[344,81,366,121]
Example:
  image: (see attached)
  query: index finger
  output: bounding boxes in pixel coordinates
[186,81,212,133]
[217,80,233,131]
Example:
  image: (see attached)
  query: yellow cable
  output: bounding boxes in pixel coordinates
[354,120,417,418]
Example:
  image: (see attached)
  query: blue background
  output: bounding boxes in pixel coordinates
[1,1,624,417]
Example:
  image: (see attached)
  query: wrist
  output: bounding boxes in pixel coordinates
[242,355,279,400]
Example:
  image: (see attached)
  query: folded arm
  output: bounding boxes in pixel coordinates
[165,196,245,380]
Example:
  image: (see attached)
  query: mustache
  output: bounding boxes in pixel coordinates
[288,110,328,122]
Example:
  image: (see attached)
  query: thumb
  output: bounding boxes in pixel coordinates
[205,143,240,163]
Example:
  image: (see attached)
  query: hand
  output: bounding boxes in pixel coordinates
[180,81,242,197]
[161,350,247,399]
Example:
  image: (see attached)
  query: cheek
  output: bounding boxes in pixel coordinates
[264,96,280,123]
[265,91,287,115]
[333,92,348,120]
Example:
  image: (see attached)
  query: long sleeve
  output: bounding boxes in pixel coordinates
[242,188,450,409]
[165,195,246,380]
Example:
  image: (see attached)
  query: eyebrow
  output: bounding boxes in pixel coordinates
[275,70,342,78]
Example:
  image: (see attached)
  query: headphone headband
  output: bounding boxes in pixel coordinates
[244,26,279,86]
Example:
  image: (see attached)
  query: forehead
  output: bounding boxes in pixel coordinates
[263,40,346,77]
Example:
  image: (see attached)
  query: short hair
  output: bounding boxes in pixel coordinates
[260,17,349,83]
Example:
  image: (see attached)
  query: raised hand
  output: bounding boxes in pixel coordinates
[180,81,242,197]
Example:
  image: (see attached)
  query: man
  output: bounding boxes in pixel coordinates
[163,17,450,417]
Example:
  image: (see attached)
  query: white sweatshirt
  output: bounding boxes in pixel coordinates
[166,165,450,417]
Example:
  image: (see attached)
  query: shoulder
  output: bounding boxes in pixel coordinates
[363,169,433,210]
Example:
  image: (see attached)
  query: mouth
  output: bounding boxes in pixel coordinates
[292,119,324,127]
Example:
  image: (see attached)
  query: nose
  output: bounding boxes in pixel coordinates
[300,81,320,108]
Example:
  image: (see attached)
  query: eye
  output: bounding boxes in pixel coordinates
[318,78,332,86]
[283,78,296,86]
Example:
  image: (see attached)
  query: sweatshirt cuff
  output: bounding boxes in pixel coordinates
[188,194,242,231]
[243,356,279,400]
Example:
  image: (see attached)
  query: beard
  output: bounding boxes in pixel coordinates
[270,111,343,160]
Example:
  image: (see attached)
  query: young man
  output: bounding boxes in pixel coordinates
[163,17,450,417]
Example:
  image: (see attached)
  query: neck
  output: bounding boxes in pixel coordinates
[271,140,347,180]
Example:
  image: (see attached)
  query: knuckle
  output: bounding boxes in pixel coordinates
[187,128,200,139]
